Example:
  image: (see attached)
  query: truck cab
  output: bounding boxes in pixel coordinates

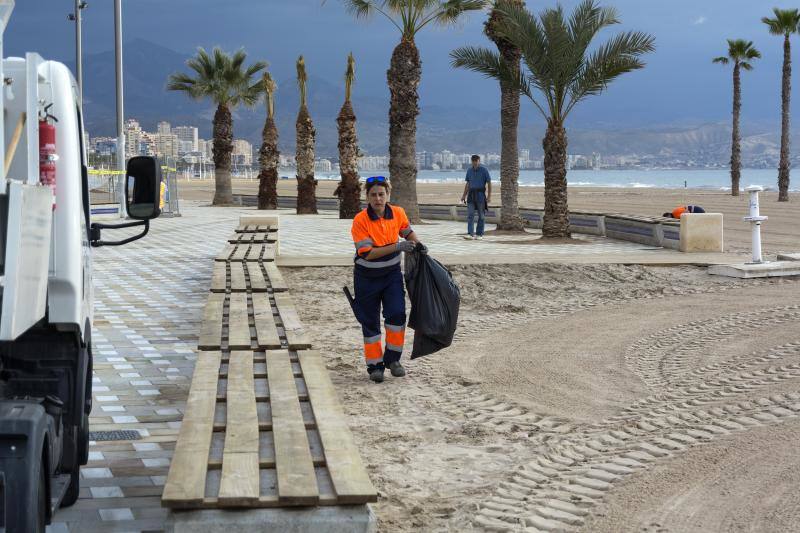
[0,3,162,530]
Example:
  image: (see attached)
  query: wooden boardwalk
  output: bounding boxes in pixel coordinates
[162,217,376,509]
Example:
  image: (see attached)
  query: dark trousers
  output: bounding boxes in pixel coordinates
[354,268,406,371]
[467,190,486,236]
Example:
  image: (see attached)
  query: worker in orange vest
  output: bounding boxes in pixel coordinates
[663,205,705,218]
[350,176,422,383]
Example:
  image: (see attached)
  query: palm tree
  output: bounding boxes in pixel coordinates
[257,72,279,210]
[451,0,654,238]
[295,56,318,214]
[763,8,800,202]
[335,53,362,219]
[168,47,266,205]
[714,39,761,197]
[483,0,526,231]
[339,0,486,223]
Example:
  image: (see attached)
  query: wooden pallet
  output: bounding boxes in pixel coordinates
[197,290,309,351]
[227,232,277,245]
[162,349,377,509]
[165,224,375,510]
[215,243,276,263]
[235,224,277,233]
[210,262,288,293]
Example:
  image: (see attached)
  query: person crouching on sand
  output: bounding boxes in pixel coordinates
[663,205,706,218]
[350,176,422,383]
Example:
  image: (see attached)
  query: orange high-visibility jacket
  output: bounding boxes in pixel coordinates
[351,203,413,274]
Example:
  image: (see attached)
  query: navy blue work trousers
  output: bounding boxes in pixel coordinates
[354,267,406,371]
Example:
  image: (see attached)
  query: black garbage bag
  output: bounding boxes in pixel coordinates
[404,244,461,358]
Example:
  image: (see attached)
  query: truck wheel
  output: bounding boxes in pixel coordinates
[61,466,80,508]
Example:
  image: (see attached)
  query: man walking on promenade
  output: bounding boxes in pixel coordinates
[460,155,492,240]
[351,176,422,383]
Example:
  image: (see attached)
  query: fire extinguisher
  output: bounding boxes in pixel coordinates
[39,103,59,209]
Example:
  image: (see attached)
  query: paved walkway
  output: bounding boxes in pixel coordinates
[275,210,742,266]
[50,203,253,532]
[49,202,741,531]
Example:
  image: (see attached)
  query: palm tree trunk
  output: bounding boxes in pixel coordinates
[542,120,570,238]
[296,104,318,214]
[778,35,791,202]
[257,117,279,210]
[336,100,362,219]
[487,1,525,232]
[731,63,742,197]
[388,39,421,223]
[212,104,233,205]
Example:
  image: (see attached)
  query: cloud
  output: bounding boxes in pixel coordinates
[693,16,707,25]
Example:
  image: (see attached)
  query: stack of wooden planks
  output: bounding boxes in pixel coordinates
[163,217,377,509]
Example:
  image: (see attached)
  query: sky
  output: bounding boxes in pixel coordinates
[5,1,799,128]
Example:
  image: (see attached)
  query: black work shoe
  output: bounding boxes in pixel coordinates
[389,361,406,377]
[369,368,385,383]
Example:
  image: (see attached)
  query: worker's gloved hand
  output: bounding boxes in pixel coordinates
[397,240,416,253]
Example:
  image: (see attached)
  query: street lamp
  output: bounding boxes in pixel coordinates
[67,1,88,105]
[114,0,125,218]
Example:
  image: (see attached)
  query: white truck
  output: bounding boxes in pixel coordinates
[0,2,162,530]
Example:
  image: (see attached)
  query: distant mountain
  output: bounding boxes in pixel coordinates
[78,39,793,164]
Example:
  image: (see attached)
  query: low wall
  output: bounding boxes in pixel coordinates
[234,194,709,251]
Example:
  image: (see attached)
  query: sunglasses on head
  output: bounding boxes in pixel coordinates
[366,176,387,184]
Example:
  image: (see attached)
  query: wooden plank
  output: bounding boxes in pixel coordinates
[215,244,235,262]
[210,262,227,293]
[245,245,263,262]
[218,453,260,505]
[274,293,311,349]
[252,292,281,349]
[198,293,225,350]
[262,245,276,262]
[266,351,319,504]
[298,350,377,503]
[227,293,252,350]
[218,351,260,505]
[247,262,268,292]
[231,244,248,262]
[264,262,288,292]
[162,352,221,506]
[229,262,247,292]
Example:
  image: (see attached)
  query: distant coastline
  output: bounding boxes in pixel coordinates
[279,168,799,192]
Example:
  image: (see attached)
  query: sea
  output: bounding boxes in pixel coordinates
[306,168,800,192]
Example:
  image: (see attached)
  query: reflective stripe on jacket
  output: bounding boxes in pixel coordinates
[351,203,412,277]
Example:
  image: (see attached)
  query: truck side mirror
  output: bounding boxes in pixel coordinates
[125,156,162,220]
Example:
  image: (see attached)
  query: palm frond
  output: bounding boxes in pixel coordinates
[762,8,800,36]
[450,45,542,116]
[168,46,267,108]
[564,30,654,119]
[431,0,487,27]
[474,0,654,123]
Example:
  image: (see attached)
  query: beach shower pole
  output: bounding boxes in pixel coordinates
[744,185,767,263]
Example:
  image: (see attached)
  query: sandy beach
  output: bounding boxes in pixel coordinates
[279,263,800,531]
[179,178,800,531]
[177,178,800,254]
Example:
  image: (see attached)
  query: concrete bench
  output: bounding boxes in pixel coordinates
[679,213,723,253]
[163,215,377,519]
[604,214,662,247]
